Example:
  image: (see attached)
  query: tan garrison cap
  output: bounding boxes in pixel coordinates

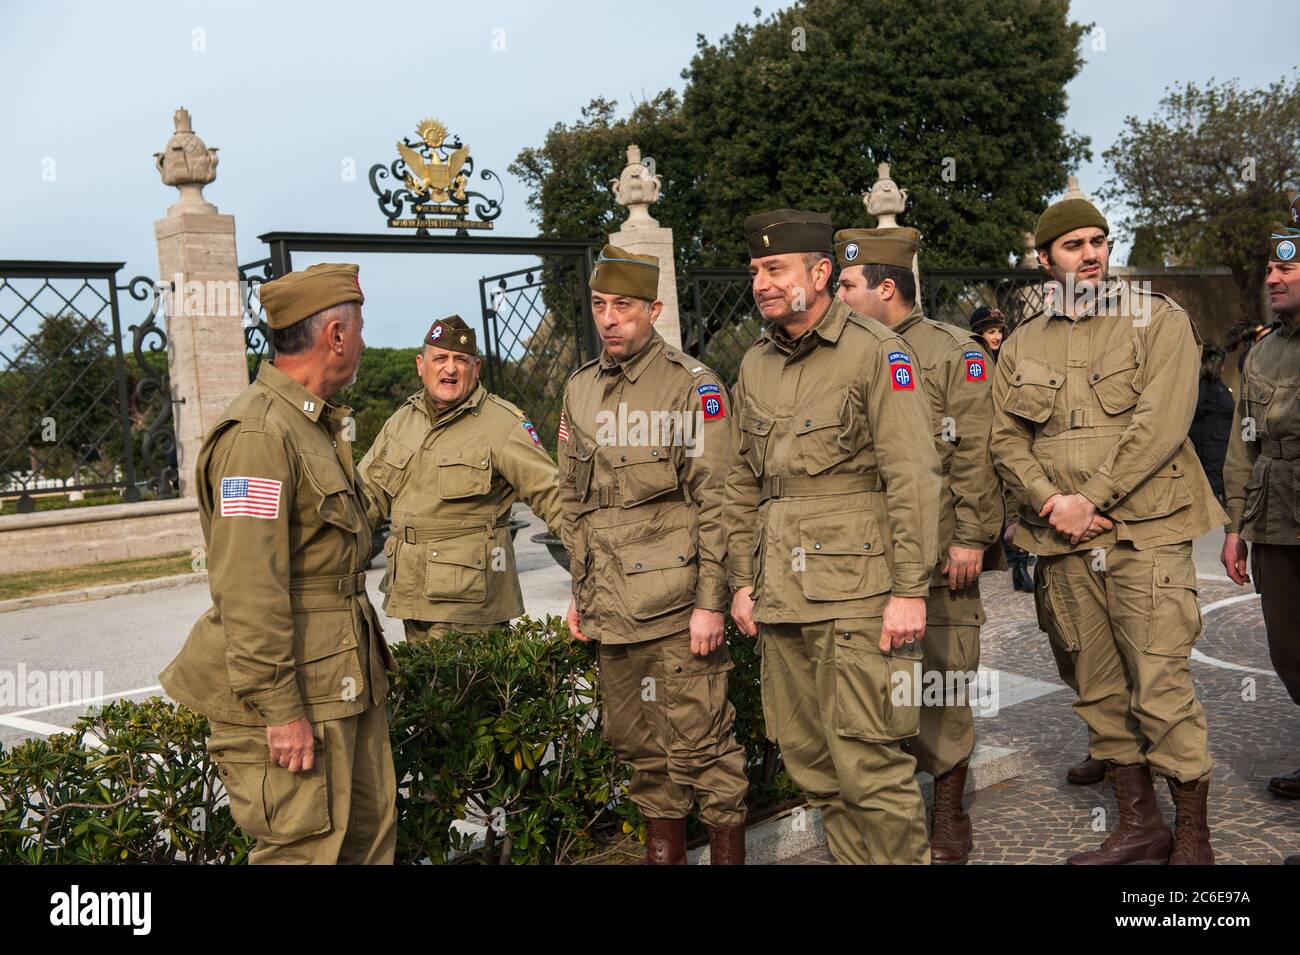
[258,262,364,330]
[425,314,477,355]
[589,244,660,301]
[744,208,833,258]
[834,227,919,270]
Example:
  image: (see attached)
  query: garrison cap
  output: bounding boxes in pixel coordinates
[425,314,477,355]
[1033,198,1109,249]
[589,244,660,301]
[834,227,919,270]
[258,262,364,330]
[744,208,833,258]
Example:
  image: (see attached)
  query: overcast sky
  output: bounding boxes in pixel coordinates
[1,0,1295,347]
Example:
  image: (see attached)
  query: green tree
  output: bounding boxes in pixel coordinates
[1100,74,1300,323]
[338,346,422,461]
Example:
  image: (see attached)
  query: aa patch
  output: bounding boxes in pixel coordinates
[700,391,726,420]
[220,476,281,520]
[522,419,543,447]
[963,349,987,383]
[887,350,915,391]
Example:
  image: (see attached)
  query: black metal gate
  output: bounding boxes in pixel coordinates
[0,261,176,512]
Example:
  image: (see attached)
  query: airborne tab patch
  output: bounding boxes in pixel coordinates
[887,351,915,391]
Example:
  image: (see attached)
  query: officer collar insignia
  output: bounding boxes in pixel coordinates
[303,400,315,413]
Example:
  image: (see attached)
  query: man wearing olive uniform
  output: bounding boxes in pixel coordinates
[558,245,748,865]
[1221,216,1300,818]
[359,316,563,642]
[835,226,1002,864]
[725,210,941,865]
[160,264,397,864]
[991,198,1225,865]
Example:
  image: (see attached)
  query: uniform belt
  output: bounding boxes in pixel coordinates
[290,571,368,596]
[400,517,511,544]
[1041,408,1125,437]
[1259,439,1300,460]
[759,472,879,504]
[589,486,689,508]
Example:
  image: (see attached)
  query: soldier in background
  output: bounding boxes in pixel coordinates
[160,263,396,864]
[969,306,1008,358]
[835,226,1002,864]
[726,209,941,865]
[1189,342,1233,504]
[558,245,748,865]
[359,315,563,642]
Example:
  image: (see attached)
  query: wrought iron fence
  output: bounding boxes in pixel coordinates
[0,262,176,512]
[238,257,275,381]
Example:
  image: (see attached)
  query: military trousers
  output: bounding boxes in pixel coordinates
[1253,543,1300,705]
[760,618,929,865]
[402,619,499,643]
[1034,541,1211,783]
[912,619,981,778]
[597,630,748,827]
[208,702,397,865]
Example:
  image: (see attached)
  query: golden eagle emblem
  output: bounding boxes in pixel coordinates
[396,118,470,203]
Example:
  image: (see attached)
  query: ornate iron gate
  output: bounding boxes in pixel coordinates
[0,262,176,512]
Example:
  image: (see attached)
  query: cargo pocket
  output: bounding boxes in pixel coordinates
[300,451,364,533]
[1088,341,1141,415]
[208,727,331,846]
[564,429,596,501]
[1144,551,1200,657]
[611,446,679,506]
[1109,459,1193,521]
[291,597,364,705]
[664,640,734,750]
[794,387,853,476]
[424,532,488,602]
[832,626,922,742]
[758,633,777,742]
[617,526,698,620]
[438,446,493,500]
[1003,358,1064,424]
[1242,461,1267,525]
[798,509,890,602]
[737,410,774,478]
[1035,562,1081,653]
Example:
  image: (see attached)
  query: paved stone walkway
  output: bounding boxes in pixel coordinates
[782,568,1300,864]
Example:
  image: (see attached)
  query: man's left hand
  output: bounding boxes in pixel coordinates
[689,608,726,657]
[1041,492,1100,545]
[943,545,984,591]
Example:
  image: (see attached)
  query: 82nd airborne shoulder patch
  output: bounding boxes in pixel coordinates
[522,419,543,447]
[698,382,726,419]
[888,351,915,391]
[963,349,987,383]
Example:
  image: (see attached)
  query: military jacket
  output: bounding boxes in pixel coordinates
[990,280,1225,555]
[1223,316,1300,543]
[359,383,563,623]
[160,362,393,728]
[556,332,732,644]
[724,297,941,624]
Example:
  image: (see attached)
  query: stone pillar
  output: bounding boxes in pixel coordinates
[608,145,682,348]
[863,162,919,289]
[153,107,249,497]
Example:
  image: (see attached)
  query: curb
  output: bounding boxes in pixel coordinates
[688,742,1027,864]
[0,571,208,615]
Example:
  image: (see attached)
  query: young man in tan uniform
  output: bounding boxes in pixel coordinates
[1220,218,1300,826]
[835,226,1002,864]
[558,244,749,865]
[991,198,1225,865]
[160,263,397,864]
[359,316,563,642]
[725,209,941,865]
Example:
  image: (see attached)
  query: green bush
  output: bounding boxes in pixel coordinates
[0,616,792,864]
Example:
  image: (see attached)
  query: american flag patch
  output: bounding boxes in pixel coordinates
[557,411,569,443]
[220,476,281,519]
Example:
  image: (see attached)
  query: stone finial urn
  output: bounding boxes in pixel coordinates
[154,107,219,215]
[864,162,907,228]
[610,144,662,227]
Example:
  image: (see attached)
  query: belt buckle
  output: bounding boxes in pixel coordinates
[767,475,781,499]
[597,486,613,507]
[1069,408,1088,429]
[403,526,417,544]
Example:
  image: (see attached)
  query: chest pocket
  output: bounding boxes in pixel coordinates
[1089,341,1141,415]
[612,445,679,506]
[795,387,854,476]
[438,446,493,500]
[1245,379,1276,439]
[563,428,596,500]
[1003,358,1063,424]
[371,439,414,497]
[738,410,774,477]
[300,451,364,534]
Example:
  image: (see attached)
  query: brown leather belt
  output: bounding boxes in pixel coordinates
[759,472,879,504]
[1259,439,1300,460]
[589,486,689,508]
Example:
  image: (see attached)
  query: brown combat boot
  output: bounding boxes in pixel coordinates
[1067,754,1107,785]
[930,761,973,864]
[706,823,747,865]
[643,817,687,865]
[1167,776,1214,865]
[1067,762,1173,865]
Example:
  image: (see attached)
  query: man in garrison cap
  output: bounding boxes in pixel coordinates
[357,315,564,643]
[160,263,397,864]
[723,209,942,864]
[990,197,1225,864]
[1220,212,1300,850]
[557,244,749,864]
[835,226,1002,864]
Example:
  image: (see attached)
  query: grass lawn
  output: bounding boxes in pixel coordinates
[0,551,198,602]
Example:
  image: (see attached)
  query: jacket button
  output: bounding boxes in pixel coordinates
[814,542,822,550]
[677,555,685,562]
[1091,374,1100,381]
[215,750,225,757]
[1049,379,1057,385]
[863,543,871,550]
[1014,375,1022,383]
[634,562,643,569]
[1163,575,1170,583]
[481,460,487,466]
[805,419,812,427]
[620,455,627,462]
[675,666,683,673]
[842,632,852,640]
[431,550,438,557]
[1171,464,1178,471]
